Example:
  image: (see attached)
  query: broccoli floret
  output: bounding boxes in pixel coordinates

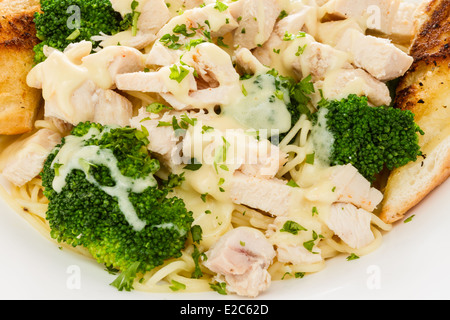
[41,122,194,291]
[311,94,424,182]
[33,0,129,64]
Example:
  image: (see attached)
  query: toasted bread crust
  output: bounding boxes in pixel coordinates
[0,1,41,135]
[380,0,450,224]
[410,0,450,60]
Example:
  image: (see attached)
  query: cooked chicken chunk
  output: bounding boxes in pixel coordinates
[115,66,198,97]
[106,0,171,49]
[290,34,353,81]
[238,139,288,179]
[130,110,187,169]
[122,43,241,110]
[252,5,319,72]
[44,80,133,127]
[326,203,375,249]
[266,217,323,265]
[204,227,276,298]
[230,172,294,216]
[390,1,419,42]
[232,0,280,50]
[275,4,318,37]
[335,29,413,81]
[315,68,392,107]
[146,42,181,67]
[317,19,365,47]
[1,129,62,187]
[276,243,323,265]
[330,164,384,212]
[27,42,141,126]
[157,2,238,39]
[322,0,400,35]
[234,47,270,76]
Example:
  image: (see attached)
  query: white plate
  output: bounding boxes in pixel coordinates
[2,0,448,301]
[0,177,449,300]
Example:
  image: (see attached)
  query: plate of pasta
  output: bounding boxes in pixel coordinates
[0,0,449,300]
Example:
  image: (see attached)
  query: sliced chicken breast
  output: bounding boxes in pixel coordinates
[322,0,401,35]
[44,80,133,127]
[330,164,384,212]
[157,2,238,39]
[1,129,62,187]
[316,68,392,107]
[326,202,375,249]
[335,29,413,81]
[129,109,184,169]
[107,0,171,50]
[290,34,353,81]
[233,0,280,50]
[204,227,276,298]
[230,172,294,216]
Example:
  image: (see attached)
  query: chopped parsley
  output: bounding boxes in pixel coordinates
[209,282,227,295]
[214,1,228,12]
[280,220,307,235]
[169,64,190,83]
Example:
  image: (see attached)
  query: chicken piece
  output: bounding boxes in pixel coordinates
[316,68,392,107]
[106,0,171,50]
[115,66,198,96]
[276,243,323,265]
[316,18,365,47]
[233,0,280,50]
[0,0,42,135]
[389,1,419,43]
[180,123,287,179]
[234,48,270,76]
[183,0,205,10]
[27,42,142,126]
[326,203,375,249]
[127,43,241,110]
[145,42,181,67]
[266,217,323,265]
[92,89,133,127]
[238,139,288,179]
[0,129,62,187]
[157,3,238,39]
[275,5,318,37]
[81,44,145,89]
[253,5,328,76]
[335,29,413,81]
[44,80,133,127]
[322,0,400,35]
[204,227,276,298]
[290,34,353,81]
[182,42,240,89]
[330,164,384,212]
[230,172,294,216]
[129,109,184,169]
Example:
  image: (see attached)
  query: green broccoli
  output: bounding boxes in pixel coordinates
[311,94,424,182]
[33,0,130,64]
[41,122,194,291]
